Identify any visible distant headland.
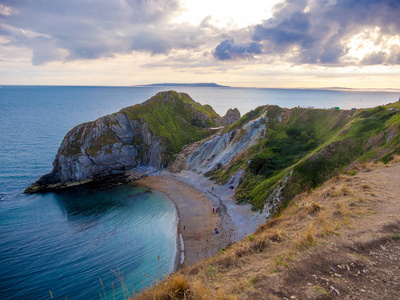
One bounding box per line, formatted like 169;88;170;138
134;83;229;88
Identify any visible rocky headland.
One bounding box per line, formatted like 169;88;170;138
25;91;240;193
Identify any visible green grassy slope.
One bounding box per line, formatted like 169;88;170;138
211;103;400;211
121;91;220;160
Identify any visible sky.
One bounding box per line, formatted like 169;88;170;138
0;0;400;88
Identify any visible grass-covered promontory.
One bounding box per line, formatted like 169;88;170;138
25;91;231;193
60;91;222;164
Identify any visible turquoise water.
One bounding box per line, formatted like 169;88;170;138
0;184;177;299
0;85;398;299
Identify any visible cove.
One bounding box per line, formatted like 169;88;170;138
0;183;178;299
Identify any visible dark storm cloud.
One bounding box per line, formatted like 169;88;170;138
213;39;262;60
0;0;208;65
215;0;400;65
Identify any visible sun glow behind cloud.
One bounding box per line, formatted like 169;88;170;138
172;0;279;28
346;28;400;64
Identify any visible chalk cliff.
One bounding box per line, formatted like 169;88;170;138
25;91;240;193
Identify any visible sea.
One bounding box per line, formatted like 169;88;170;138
0;85;399;299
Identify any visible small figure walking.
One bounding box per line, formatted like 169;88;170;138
213;207;215;213
183;226;185;230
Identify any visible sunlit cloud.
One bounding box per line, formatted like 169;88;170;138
0;4;15;16
247;0;400;66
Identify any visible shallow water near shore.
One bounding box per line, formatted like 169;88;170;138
0;85;398;299
0;184;177;299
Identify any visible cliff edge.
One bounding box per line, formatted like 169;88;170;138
25;91;240;193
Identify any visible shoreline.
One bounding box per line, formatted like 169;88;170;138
135;171;266;270
135;172;225;269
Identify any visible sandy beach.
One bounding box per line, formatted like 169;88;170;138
135;171;265;268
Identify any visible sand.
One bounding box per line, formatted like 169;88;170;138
135;171;265;268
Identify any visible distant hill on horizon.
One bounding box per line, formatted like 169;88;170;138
134;83;229;88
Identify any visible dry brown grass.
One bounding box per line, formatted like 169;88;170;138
134;160;395;299
391;154;400;163
134;272;236;300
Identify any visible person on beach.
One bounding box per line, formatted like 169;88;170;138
213;207;215;213
183;226;185;230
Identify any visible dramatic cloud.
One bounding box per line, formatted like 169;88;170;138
214;0;400;65
0;0;212;65
213;39;262;60
1;0;400;89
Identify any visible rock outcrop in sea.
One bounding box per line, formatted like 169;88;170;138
25;91;240;193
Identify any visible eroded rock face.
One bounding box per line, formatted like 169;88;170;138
186;111;267;174
25;112;164;193
261;170;293;219
25;91;225;193
222;108;241;125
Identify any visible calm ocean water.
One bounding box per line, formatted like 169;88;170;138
0;85;398;299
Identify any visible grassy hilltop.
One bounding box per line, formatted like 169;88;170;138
120;91;221;160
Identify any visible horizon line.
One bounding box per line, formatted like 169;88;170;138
1;84;400;92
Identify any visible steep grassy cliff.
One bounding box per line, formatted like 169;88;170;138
197;102;400;213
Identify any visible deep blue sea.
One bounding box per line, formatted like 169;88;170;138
0;85;398;299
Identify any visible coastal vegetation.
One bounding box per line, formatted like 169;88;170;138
120;91;221;158
209;102;400;212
